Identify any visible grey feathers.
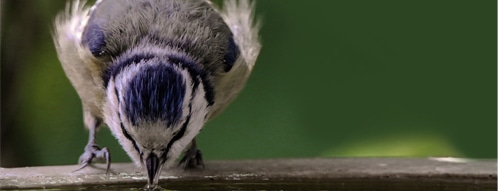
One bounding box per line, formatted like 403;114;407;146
53;0;261;180
82;0;234;74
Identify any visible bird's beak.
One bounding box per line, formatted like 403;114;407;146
145;153;162;186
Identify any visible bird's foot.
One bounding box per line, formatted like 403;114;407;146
74;144;111;174
178;146;204;170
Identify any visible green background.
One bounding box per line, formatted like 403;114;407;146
1;0;496;167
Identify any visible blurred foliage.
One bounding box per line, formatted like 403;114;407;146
1;0;496;167
323;132;462;157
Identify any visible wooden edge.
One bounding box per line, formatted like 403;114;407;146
0;158;496;190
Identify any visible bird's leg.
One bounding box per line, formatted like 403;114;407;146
178;139;204;169
74;111;111;173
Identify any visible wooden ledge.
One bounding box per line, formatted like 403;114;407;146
0;158;496;190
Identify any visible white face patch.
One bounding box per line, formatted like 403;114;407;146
164;76;209;167
103;78;143;166
103;58;210;168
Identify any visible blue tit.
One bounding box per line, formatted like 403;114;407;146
53;0;260;187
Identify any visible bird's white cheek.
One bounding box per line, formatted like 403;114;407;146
166;82;210;168
103;79;142;167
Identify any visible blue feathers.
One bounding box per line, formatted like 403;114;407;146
106;49;216;127
103;53;155;87
223;37;239;72
81;23;106;57
167;55;214;106
124;64;186;127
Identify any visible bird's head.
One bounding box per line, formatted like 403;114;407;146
102;50;212;186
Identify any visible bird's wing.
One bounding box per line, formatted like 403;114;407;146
207;0;262;119
221;0;261;69
53;0;105;117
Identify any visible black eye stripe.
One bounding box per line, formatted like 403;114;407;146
115;82;142;162
110;59;207;162
161;104;192;161
120;121;142;161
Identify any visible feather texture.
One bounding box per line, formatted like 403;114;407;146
208;0;261;119
53;0;261;185
53;0;105;127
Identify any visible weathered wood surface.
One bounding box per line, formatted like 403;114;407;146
0;158;496;190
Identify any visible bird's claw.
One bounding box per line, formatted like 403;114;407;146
74;144;111;174
178;147;204;170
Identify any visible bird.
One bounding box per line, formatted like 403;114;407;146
52;0;260;187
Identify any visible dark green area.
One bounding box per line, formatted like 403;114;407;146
1;0;496;167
